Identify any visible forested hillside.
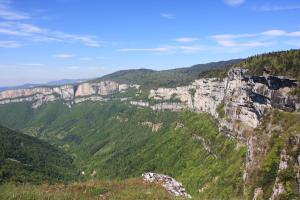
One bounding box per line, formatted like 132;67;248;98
239;49;300;78
0;125;77;184
96;59;242;89
0;101;246;199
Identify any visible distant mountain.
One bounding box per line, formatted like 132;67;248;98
0;60;242;92
96;59;243;89
0;125;77;183
0;78;89;91
46;79;88;86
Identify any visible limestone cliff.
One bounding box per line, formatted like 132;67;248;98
0;81;139;108
133;68;299;138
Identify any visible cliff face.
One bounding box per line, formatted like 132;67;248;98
0;68;297;131
0;81;139;108
135;68;299;137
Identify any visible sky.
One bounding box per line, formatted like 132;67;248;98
0;0;300;86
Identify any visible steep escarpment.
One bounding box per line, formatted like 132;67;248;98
0;81;139;108
132;68;299;137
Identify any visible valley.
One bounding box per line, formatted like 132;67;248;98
0;50;299;199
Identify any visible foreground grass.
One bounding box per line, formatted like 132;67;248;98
0;179;182;200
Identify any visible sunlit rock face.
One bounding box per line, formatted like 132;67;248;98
0;85;75;108
74;81;121;97
142;68;299;134
0;81;140;108
0;67;298;133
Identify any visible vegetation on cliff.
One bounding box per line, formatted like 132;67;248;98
245;110;300;199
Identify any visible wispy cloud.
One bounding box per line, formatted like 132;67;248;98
211;28;300;48
175;37;199;42
161;13;174;19
254;4;300;11
217;40;272;47
224;0;245;6
0;0;30;20
119;46;172;52
20;63;45;67
211;33;257;40
119;45;206;53
177;45;206;53
0;40;22;48
0;21;102;47
54;54;74;59
261;30;287;36
0;1;101;47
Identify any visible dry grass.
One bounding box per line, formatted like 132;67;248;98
0;179;184;200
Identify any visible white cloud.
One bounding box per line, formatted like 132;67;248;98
119;45;206;53
20;63;45;67
288;31;300;37
0;1;30;20
262;30;287;36
118;46;172;52
212;29;300;48
161;13;174;19
0;2;101;47
51;31;101;47
175;37;199;42
211;33;257;40
0;40;22;48
0;21;101;47
54;54;74;59
217;40;272;47
224;0;245;6
178;45;206;53
255;4;300;11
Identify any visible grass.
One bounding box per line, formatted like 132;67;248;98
0;179;180;200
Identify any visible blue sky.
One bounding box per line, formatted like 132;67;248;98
0;0;300;86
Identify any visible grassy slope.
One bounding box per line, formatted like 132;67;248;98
0;125;77;184
0;101;245;199
0;179;178;200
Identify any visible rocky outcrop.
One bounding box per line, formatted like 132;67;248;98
141;122;163;132
142;172;192;199
0;81;139;108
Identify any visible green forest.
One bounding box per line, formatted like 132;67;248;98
0;126;77;184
